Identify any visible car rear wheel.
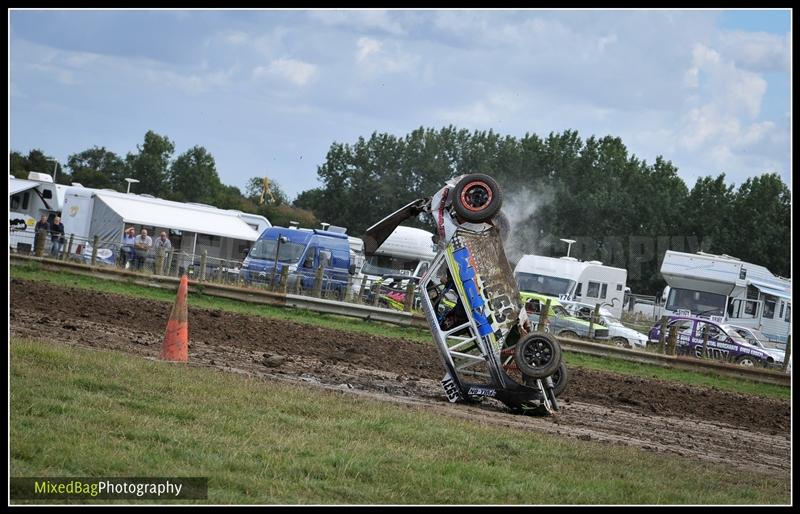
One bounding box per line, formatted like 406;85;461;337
452;174;503;223
514;332;562;379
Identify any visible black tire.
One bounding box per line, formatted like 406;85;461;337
612;337;632;349
514;332;562;379
492;210;510;243
550;361;569;397
452;174;503;223
735;354;760;368
524;361;568;397
558;330;580;340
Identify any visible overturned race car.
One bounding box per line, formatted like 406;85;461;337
363;174;567;415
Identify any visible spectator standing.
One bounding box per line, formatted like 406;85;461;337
133;228;153;271
121;227;136;268
49;216;65;257
33;214;49;255
153;231;173;274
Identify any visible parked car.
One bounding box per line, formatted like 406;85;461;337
560;300;648;349
648;315;780;368
520;292;610;340
729;325;789;371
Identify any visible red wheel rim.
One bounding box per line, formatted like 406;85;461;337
459;181;492;212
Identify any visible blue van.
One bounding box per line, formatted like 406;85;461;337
241;226;354;293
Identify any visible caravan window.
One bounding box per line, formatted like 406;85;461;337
42;189;52;199
763;295;776;319
22;192;30;210
586;281;600;298
362;255;419;277
600;283;608;299
515;272;575;298
575;283;582;297
666;288;726;316
779;302;784;320
785;305;791;323
11;195;20;210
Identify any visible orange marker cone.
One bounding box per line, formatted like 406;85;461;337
160;274;189;362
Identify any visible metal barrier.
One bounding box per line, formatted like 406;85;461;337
9;254;790;387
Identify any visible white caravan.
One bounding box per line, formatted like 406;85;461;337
660;250;791;342
9;173;73;251
513;255;628;318
360;225;436;281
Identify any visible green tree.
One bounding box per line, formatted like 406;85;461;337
125;131;175;197
9;149;66;183
66;147;127;191
168;145;222;204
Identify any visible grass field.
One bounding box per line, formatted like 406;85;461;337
10;338;789;505
10;263;790;400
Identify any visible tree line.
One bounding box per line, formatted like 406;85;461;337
11;126;790;294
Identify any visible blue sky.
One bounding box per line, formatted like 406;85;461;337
9;9;792;199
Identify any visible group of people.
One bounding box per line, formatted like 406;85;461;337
121;227;173;271
34;214;65;257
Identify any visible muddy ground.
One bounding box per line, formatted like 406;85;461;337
9;279;791;477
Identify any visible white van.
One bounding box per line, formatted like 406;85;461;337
514;255;628;318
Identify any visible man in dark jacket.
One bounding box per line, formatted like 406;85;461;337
49;215;65;257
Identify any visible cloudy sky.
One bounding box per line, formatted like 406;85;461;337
9;9;791;199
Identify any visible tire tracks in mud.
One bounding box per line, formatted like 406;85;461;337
9;279;791;477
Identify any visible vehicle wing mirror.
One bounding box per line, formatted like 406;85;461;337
303;255;314;268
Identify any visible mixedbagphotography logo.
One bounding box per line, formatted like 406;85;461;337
10;477;208;500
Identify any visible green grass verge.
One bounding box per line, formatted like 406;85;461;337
11;264;789;400
10;338;788;505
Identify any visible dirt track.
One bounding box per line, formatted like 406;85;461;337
9;279;791;477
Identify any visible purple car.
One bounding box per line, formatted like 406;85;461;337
648;315;779;368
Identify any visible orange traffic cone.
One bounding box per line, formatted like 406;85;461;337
160;274;189;362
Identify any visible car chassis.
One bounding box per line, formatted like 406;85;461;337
363;174;564;415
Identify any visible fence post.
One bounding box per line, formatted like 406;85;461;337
403;280;416;312
667;325;677;356
657;316;668;354
64;234;74;261
782;334;792;372
34;229;47;257
540;298;551;332
154;249;165;276
165;250;174;277
702;325;709;359
371;280;381;306
200;250;208;281
90;235;99;266
279;267;289;294
357;277;368;304
588;303;601;341
345;275;354;303
312;266;324;298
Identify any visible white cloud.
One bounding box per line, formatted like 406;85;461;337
309;9;406;35
716;30;789;72
253;58;317;86
224;31;249;45
354;37;419;75
356;37;381;62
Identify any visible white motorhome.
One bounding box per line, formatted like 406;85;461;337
360;225;436;281
513;255;628;318
9;173;72;251
659;250;791;342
